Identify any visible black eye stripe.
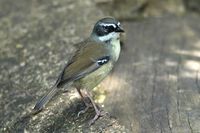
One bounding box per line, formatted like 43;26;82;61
95;22;119;36
103;25;116;32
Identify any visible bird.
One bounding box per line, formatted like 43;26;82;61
33;17;124;125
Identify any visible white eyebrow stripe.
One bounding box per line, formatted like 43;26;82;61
117;22;120;26
100;23;116;28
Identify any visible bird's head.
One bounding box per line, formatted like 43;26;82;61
91;17;124;43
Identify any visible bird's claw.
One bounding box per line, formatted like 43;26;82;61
77;106;90;118
88;110;109;126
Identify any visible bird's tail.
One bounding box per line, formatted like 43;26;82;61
33;86;58;112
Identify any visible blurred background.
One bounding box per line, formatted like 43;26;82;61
0;0;200;132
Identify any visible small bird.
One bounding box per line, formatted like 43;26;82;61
33;17;124;125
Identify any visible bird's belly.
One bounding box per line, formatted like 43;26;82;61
73;62;113;90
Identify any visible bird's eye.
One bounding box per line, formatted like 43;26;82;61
103;26;115;33
103;26;108;30
108;26;115;31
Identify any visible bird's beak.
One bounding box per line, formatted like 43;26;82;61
115;26;124;33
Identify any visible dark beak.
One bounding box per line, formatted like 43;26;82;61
115;26;124;33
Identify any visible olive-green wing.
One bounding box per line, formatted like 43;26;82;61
56;41;110;87
33;40;110;112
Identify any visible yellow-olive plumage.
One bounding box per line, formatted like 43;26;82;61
34;17;124;125
72;38;120;90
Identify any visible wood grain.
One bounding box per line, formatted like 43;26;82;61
99;15;200;133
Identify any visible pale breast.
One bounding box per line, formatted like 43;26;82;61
73;62;113;90
72;38;121;90
111;39;121;61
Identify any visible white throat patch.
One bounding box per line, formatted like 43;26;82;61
98;32;119;42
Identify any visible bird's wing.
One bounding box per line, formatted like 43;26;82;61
33;40;110;111
56;40;110;87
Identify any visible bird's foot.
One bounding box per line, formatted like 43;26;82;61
77;106;89;117
77;102;93;118
88;110;109;126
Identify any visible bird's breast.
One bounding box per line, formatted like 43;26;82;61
73;62;113;90
110;39;121;61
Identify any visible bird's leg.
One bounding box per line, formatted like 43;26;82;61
76;88;92;117
84;90;107;125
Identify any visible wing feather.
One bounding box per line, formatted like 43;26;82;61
56;40;110;87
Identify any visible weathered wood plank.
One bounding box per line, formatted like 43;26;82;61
0;0;200;132
100;15;200;133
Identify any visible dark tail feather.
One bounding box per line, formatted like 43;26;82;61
33;86;58;112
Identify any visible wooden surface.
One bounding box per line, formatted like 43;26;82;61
0;0;128;132
99;15;200;133
0;0;200;132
